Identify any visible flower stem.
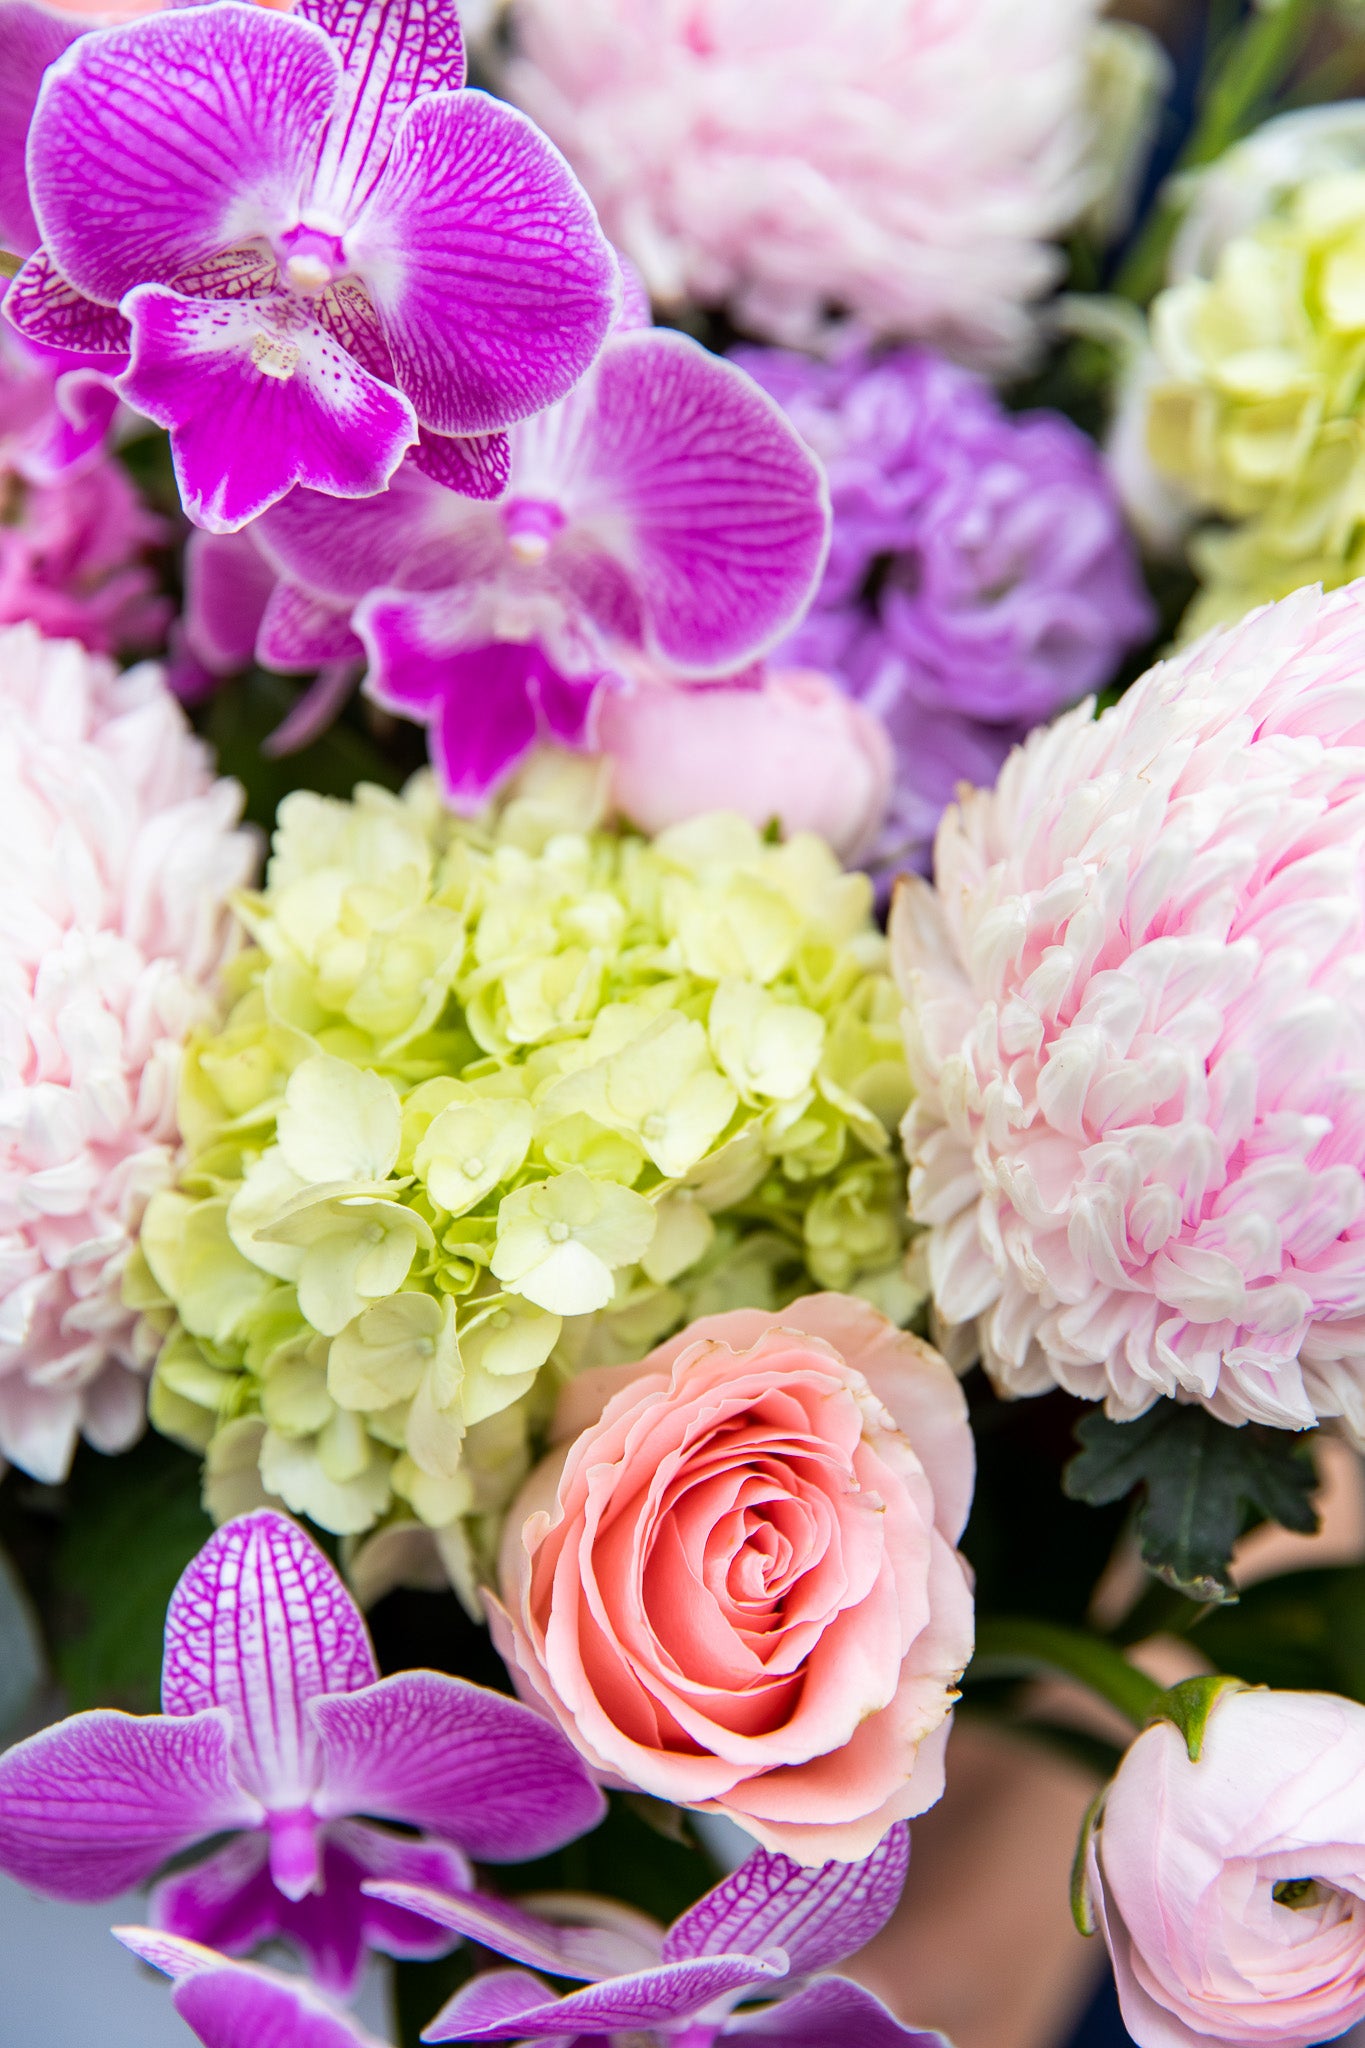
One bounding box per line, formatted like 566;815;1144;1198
1115;0;1323;304
970;1617;1164;1729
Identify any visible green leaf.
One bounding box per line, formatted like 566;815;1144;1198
1064;1405;1319;1604
52;1434;211;1712
1191;1562;1365;1699
0;1542;43;1738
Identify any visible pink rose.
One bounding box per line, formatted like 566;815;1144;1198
1087;1687;1365;2048
491;1293;975;1863
596;666;894;864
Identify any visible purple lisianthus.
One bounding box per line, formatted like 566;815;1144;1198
737;344;1155;880
7;0;619;531
251;315;830;805
0;1509;604;1997
368;1827;948;2048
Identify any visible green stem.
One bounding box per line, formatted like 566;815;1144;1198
1115;0;1323;305
970;1617;1164;1729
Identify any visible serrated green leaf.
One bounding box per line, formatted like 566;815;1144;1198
53;1434;211;1712
1064;1405;1319;1603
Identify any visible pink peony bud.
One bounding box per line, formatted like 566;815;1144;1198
597;666;894;863
1087;1686;1365;2048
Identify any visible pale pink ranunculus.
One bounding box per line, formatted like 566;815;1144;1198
492;1292;975;1863
1088;1687;1365;2048
596;665;893;863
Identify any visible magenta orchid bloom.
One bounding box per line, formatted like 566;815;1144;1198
8;0;619;531
254;320;831;806
368;1825;947;2048
115;1929;394;2048
0;1509;605;1996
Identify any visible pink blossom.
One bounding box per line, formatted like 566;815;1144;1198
596;664;893;862
504;0;1109;369
492;1292;975;1865
892;580;1365;1435
1087;1687;1365;2048
0;627;255;1481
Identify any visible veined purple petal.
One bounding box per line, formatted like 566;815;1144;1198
0;0;81;257
413;425;511;500
6;249;130;356
548;329;829;673
28;6;340;306
427;1953;786;2042
184;528;277;675
311;1668;605;1859
361;1881;652;1983
120;285;416;531
359;605;546;806
666;1827;909;1976
256;466;488;601
173;1959;390;2048
351;90;617;436
725;1977;951;2048
152;1820;469;2000
0;1708;260;1899
257;581;362;674
162;1510;377;1811
302;0;464;218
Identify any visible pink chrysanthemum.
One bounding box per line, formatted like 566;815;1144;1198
0;628;254;1481
893;582;1365;1436
505;0;1107;368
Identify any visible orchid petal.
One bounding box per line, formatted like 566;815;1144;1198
310;1668;605;1858
545;329;830;673
257;581;362;673
361;1881;654;1984
428;1951;787;2041
120;285;416;531
351;90;617;436
162;1509;378;1809
412;426;511;500
0;0;81;257
301;0;464;217
726;1977;952;2048
28;6;340;305
359;606;547;807
0;1707;259;1899
184;529;278;676
6;249;129;355
263;661;362;756
151;1820;469;2000
115;1926;227;1979
257;466;481;601
171;1958;389;2048
666;1826;909;1976
421;1970;556;2043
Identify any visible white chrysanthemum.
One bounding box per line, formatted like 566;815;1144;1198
893;582;1365;1438
504;0;1112;369
0;628;254;1481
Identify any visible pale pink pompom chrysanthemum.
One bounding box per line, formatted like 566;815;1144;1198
504;0;1108;368
893;581;1365;1438
0;628;255;1482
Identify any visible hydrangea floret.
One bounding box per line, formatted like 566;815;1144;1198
8;0;619;530
139;768;913;1552
252;308;830;805
370;1824;945;2046
0;1509;603;1995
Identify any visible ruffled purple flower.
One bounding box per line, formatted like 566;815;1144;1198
736;344;1155;880
0;1509;604;1997
365;1825;948;2048
8;0;619;531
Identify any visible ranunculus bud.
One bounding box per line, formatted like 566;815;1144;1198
1086;1685;1365;2048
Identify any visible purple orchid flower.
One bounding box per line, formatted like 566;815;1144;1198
367;1824;949;2047
115;1929;394;2048
7;0;619;531
0;1509;604;1997
253;319;831;806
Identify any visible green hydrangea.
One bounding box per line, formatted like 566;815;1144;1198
138;767;914;1552
1146;169;1365;631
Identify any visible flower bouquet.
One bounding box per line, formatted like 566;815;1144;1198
7;4;1365;2048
